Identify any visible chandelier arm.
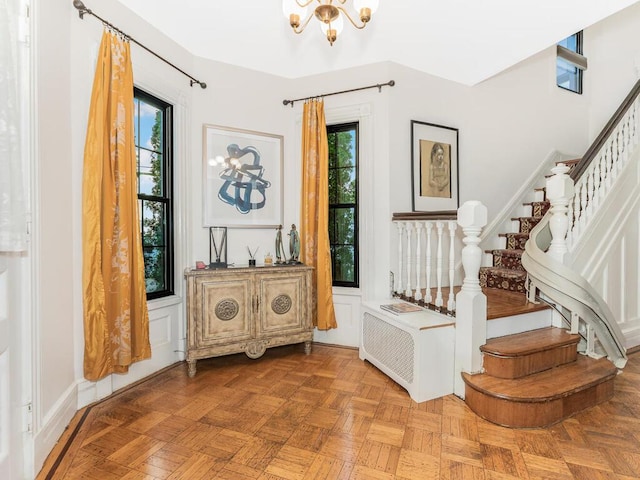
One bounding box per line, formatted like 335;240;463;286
335;6;367;29
295;0;316;7
292;11;316;34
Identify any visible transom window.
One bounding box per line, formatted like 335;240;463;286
557;31;586;94
327;122;359;288
134;88;174;299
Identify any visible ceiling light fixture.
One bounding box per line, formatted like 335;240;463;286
283;0;379;46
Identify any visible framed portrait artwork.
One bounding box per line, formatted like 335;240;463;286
203;124;284;228
410;120;459;212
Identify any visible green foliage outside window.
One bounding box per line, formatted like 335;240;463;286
327;123;358;287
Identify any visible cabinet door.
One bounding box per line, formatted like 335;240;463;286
256;271;308;335
194;274;252;346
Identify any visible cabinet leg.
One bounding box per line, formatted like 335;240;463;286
304;341;312;355
187;360;197;378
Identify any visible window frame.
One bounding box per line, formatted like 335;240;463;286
327;121;359;288
134;87;175;300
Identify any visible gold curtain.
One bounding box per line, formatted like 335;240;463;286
82;31;151;381
300;100;337;330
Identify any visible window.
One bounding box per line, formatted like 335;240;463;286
327;122;359;288
557;31;586;94
134;88;174;299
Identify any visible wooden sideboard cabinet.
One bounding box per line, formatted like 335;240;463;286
184;265;313;377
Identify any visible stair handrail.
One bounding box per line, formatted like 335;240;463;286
570;78;640;182
522;216;627;367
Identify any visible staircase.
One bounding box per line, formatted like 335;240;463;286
462;326;617;427
466;159;621;427
479;160;580;294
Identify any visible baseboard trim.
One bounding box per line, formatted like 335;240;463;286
33;381;78;476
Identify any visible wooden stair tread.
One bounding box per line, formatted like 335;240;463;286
480;267;526;278
481;326;580;357
498;232;528;238
486;249;523;256
463;356;617;402
483;288;550;320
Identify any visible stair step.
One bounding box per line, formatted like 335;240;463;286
480;267;527;293
499;232;529;250
487;249;524;271
522;201;550;217
462;356;617;427
483;287;550;320
510;216;543;234
481;327;580;378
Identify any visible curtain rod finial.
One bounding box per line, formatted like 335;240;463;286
73;0;89;19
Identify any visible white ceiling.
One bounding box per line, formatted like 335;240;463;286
115;0;639;86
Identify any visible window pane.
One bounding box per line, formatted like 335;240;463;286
143;246;166;292
142;200;166;247
331;245;355;283
335;131;355;168
557;58;580;92
336;167;356;203
332;207;355;245
138;149;163;196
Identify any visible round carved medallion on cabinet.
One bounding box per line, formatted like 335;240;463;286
215;298;239;321
271;294;292;315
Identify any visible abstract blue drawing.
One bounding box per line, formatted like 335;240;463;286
217;144;271;214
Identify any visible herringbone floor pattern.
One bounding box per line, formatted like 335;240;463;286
39;345;640;480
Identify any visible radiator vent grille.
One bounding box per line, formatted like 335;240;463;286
363;312;414;383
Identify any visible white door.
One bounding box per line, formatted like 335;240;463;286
0;262;12;478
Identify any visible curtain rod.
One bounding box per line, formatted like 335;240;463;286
282;80;395;107
72;0;207;89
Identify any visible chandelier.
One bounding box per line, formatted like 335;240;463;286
282;0;380;46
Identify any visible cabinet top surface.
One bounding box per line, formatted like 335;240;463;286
185;264;313;277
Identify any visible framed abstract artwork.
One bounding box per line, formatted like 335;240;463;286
203;124;284;228
410;120;459;212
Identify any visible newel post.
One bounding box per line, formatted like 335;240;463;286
546;163;575;263
454;200;488;398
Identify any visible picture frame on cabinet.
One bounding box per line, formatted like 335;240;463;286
411;120;459;212
203;124;284;228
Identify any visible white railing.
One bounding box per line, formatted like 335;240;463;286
392;214;459;315
568;90;639;248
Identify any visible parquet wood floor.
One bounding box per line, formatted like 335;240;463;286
38;345;640;480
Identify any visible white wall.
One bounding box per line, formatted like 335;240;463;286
587;1;640;139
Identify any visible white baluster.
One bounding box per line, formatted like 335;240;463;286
566;199;574;250
414;222;423;301
425;222;433;303
604;141;613;192
579;176;588;232
598;151;607;201
586;166;595;219
435;221;444;307
572;181;582;240
593;157;601;211
631;97;640;146
447;221;456;311
396;222;404;294
405;222;413;297
547;163;574;263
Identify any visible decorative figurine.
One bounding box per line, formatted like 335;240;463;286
288;223;301;264
275;224;286;264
